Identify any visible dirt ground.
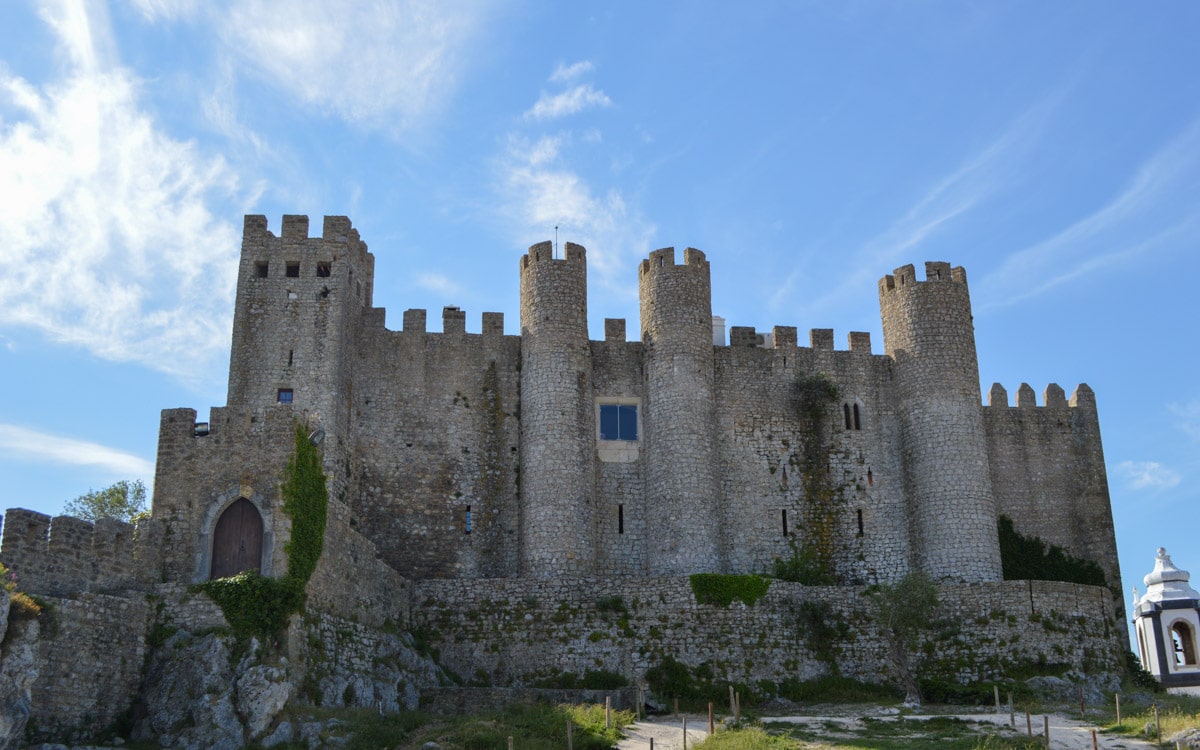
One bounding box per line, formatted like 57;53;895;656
617;710;1161;750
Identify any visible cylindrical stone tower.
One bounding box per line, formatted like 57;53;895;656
639;247;722;574
879;261;1002;582
518;241;596;577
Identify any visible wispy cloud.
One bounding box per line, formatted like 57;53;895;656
0;0;247;383
525;84;612;120
1169;401;1200;442
0;424;154;477
497;135;655;293
217;0;489;131
128;0;202;22
978;116;1200;310
1116;460;1182;492
550;61;594;83
417;273;465;297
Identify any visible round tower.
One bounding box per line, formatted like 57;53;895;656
878;261;1002;582
518;240;595;577
639;247;722;574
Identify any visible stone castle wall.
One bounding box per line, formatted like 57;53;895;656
412;577;1122;688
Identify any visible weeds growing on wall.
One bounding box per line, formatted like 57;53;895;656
1;562;44;625
690;574;771;607
790;373;841;583
771;540;837;586
196;422;329;642
997;516;1106;587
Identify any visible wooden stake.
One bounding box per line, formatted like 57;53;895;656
1008;692;1014;727
1043;715;1050;748
1116;693;1121;725
994;684;1001;713
683;716;688;750
1026;707;1032;736
567;720;574;750
1079;683;1086;718
708;702;714;734
649;737;653;750
1155;703;1162;747
507;737;514;750
606;696;611;730
729;685;736;716
1091;729;1098;750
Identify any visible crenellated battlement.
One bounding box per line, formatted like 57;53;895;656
0;508;164;596
639;246;708;276
879;261;968;295
725;326;871;353
243;214;363;245
393;308;506;335
520;240;586;269
985;383;1096;409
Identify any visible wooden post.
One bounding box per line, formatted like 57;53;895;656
1008;692;1014;727
649;737;654;750
1091;729;1098;750
567;721;574;750
1079;683;1086;719
1026;707;1032;736
1155;703;1162;747
994;684;1001;713
606;696;611;730
708;702;714;734
1116;693;1122;725
729;685;736;717
683;716;688;750
507;737;514;750
1043;715;1049;748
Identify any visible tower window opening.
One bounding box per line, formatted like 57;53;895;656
853;403;862;430
781;509;789;537
287;350;293;367
618;504;624;534
867;468;873;486
286;262;300;278
255;261;269;278
599;404;638;441
316;261;331;277
856;509;864;536
1172;621;1197;666
277;388;293;404
465;505;472;534
843;403;852;430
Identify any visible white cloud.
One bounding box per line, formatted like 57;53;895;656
218;0;488;130
0;423;154;477
1169;401;1200;442
416;273;464;297
497;135;656;293
525;84;612;120
128;0;202;22
1117;460;1182;491
0;0;245;383
549;61;594;83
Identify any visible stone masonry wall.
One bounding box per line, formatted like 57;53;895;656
984;382;1121;594
411;577;1122;689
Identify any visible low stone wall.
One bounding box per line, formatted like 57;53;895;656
421;687;639;714
411;577;1123;689
28;592;149;743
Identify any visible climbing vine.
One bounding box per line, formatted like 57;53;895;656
196;422;329;641
997;515;1105;587
689;573;771;607
790;373;841;583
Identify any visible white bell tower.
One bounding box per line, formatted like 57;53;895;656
1133;548;1200;687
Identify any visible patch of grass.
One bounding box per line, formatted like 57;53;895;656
735;717;1047;749
1103;694;1200;741
690;574;771;607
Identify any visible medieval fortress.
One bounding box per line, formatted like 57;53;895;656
0;214;1126;745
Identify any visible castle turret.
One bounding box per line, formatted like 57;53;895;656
879;262;1002;582
639;247;722;574
227;215;375;449
518;241;596;577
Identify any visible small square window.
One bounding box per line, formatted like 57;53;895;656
316;261;331;277
599;404;638;441
285;262;300;278
255;261;269;278
277;389;293;404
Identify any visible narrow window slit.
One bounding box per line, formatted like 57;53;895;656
465;505;472;534
618;504;624;535
853;403;862;430
856;509;864;536
843;403;852;430
781;509;789;537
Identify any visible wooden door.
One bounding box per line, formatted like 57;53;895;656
210;498;264;579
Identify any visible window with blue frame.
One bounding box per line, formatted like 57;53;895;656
599;404;638;441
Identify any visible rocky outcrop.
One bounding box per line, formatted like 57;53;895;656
0;589;40;750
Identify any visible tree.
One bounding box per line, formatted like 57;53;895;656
865;572;939;707
64;479;148;523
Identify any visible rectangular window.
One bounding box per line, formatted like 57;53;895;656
255;261;269;278
465;505;472;534
277;388;293;404
316;261;331;277
599;404;638;441
286;262;300;278
618;504;624;534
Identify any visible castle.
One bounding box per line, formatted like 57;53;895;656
0;214;1127;745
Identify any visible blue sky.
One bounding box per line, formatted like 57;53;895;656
2;1;1198;624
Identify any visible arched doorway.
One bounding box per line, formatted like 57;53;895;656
210;498;264;579
1172;621;1198;667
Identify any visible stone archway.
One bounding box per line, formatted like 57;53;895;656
210;498;264;579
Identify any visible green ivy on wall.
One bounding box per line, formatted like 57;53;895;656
689;574;771;607
196;422;329;642
997;515;1106;587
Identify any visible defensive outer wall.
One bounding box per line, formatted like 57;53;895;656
0;214;1126;743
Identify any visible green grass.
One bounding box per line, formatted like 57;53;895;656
704;719;1046;750
1099;692;1200;742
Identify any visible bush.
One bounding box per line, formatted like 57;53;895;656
690;574;771;607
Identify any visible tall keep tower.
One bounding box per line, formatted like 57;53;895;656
518;241;596;577
639;247;722;574
879;262;1002;582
